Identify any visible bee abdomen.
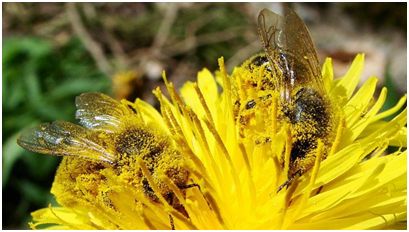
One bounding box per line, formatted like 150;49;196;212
290;139;315;163
291;87;330;137
285;87;332;174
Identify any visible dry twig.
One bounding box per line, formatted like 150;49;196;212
164;26;246;56
66;2;113;77
226;39;260;71
151;3;179;56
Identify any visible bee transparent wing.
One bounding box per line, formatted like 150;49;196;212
257;7;323;97
282;7;322;89
257;8;284;58
17;121;116;164
75;92;133;131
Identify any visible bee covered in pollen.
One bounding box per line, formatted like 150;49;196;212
17;92;193;225
234;7;337;191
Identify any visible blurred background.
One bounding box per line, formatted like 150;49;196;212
2;2;406;229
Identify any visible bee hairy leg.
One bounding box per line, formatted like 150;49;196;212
167;195;176;230
277;169;303;193
169;214;175;230
277;179;292;193
179;183;201;191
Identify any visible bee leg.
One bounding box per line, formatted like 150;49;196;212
167;195;176;230
175;183;201;219
277;170;303;193
179;183;201;191
277;178;292;193
169;214;175;230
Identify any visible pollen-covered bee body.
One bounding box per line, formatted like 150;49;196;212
242;53;276;91
284;86;333;178
17;92;189;213
235;7;336;188
232;53;278;140
259;7;335;182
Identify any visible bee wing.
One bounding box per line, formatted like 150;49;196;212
257;8;284;55
258;7;323;99
17;121;116;164
75;92;133;131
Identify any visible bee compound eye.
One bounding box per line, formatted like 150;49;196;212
245;100;256;109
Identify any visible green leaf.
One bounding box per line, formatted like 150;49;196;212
3;37;52;62
3;80;25;109
22;153;59;180
24;72;42;107
49;78;110;100
17;179;53;205
2;132;25;186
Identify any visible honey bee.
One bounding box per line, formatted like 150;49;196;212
236;7;336;191
259;7;336;191
17;92;192;222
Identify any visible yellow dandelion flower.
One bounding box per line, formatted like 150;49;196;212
152;55;407;230
26;54;406;230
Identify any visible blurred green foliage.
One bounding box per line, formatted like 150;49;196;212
3;36;110;228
